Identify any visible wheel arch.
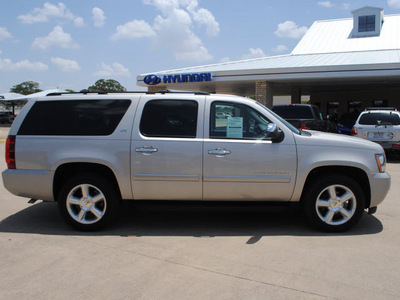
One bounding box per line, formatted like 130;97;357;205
53;163;121;201
300;166;371;209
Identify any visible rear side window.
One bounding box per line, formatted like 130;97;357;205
18;100;131;136
140;100;198;138
359;113;400;125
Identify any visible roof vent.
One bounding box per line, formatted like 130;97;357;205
351;6;383;38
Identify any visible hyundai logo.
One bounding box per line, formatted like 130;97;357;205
144;74;161;85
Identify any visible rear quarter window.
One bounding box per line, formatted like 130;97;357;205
18;99;131;136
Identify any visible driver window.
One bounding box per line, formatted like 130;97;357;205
210;101;271;139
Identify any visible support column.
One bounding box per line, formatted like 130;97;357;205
255;81;273;108
291;90;301;104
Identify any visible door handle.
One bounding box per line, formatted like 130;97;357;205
136;146;158;153
208;148;231;155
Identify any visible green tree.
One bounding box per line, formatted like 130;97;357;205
87;79;127;92
10;81;43;95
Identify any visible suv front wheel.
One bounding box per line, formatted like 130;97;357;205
57;173;120;231
303;174;365;232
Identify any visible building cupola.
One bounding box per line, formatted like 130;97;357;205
351;6;384;37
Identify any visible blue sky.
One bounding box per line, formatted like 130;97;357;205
0;0;399;92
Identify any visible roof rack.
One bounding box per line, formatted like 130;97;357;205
46;89;210;96
365;107;397;111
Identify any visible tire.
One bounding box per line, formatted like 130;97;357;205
303;174;365;232
57;173;120;231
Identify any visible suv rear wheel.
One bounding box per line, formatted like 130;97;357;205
58;173;120;231
303;174;365;232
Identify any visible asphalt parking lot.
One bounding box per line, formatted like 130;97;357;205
0;127;399;300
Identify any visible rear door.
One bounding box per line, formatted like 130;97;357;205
131;95;204;200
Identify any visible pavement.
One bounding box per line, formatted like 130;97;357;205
0;126;399;299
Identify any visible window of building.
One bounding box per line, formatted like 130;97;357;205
210;101;271;139
18;100;131;136
327;101;339;121
373;100;388;107
348;101;362;113
140;100;198;138
358;15;375;32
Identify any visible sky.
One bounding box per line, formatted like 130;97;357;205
1;0;400;93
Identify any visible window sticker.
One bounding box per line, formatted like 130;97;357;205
227;117;243;138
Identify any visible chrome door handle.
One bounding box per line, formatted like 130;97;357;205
208;148;231;155
136;147;158;153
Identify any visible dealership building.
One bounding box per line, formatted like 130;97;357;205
137;6;400;119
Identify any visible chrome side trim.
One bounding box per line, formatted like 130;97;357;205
203;175;291;183
133;174;200;182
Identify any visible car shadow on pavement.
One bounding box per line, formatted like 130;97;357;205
0;201;383;238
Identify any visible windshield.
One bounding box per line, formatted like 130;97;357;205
359;112;400;125
272;105;314;119
256;102;301;135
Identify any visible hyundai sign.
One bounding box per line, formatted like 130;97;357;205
144;73;212;86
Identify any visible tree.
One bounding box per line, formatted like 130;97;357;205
10;81;42;95
87;79;127;92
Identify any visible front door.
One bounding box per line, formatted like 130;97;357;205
203;99;297;201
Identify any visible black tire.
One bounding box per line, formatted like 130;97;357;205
303;174;365;232
57;173;120;231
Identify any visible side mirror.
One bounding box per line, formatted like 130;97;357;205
266;123;284;143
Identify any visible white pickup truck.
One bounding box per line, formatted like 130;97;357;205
2;91;391;231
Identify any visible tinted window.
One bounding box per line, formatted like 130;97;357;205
19;100;131;136
210;101;271;139
359;113;400;125
140;100;198;138
272;106;314;119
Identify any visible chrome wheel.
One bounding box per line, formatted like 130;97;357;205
66;184;107;225
315;184;356;226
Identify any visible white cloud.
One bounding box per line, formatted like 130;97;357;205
318;1;333;8
186;1;220;36
275;21;308;39
273;44;288;52
110;0;216;62
242;48;266;59
51;57;80;72
110;20;156;40
146;0;214;61
18;2;85;27
0;57;48;71
388;0;400;9
0;27;12;41
94;62;131;77
32;26;79;50
92;7;106;27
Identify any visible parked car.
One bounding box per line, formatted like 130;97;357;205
0;111;15;124
352;107;400;152
3;91;390;232
337;111;360;135
272;104;337;132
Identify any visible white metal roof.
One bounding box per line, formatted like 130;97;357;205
292;14;400;55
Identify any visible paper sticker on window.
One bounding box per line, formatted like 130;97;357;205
227;117;243;138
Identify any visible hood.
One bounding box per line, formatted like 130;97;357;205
295;130;384;152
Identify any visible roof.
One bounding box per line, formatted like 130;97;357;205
292;14;400;55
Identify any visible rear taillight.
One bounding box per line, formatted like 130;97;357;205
5;135;16;169
352;127;357;135
299;123;307;130
393;144;400;149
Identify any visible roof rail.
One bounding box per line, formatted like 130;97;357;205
46;90;210;96
365;107;397;111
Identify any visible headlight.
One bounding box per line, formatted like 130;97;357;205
375;154;386;173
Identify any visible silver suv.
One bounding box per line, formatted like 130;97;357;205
352;107;400;151
2;91;391;232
